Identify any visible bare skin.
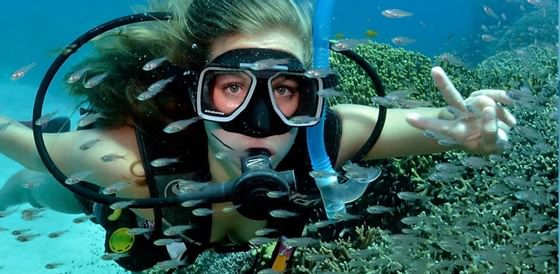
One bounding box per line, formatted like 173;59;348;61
0;30;516;244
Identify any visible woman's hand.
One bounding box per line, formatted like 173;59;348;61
405;66;517;155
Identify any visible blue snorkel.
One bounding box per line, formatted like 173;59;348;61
308;0;373;219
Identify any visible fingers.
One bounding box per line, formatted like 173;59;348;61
480;106;498;152
431;66;466;112
466;94;517;128
469;89;514;105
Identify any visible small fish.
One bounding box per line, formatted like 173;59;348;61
266;191;289;199
100;253;129;261
34;111;59;126
163;117;201;134
381;9;413;18
221;205;240;213
284;237;320;247
47;230;68;238
309;170;338;179
254;228;278;237
269;209;299;218
331;39;367;52
173;180;208;194
102;181;130;195
10;62;37;80
180;199;205;208
397;191;422;201
11;228;31;236
128;227;154;235
77;112;105;128
460;156;490;169
428;171;458;183
137;76;175;101
79;139;101;151
400;216;424;225
100;153;126;162
391;36;416;46
67;66;91;84
156;259;186;270
364;29;379;38
483;5;499;20
438;53;466;67
72;214;95;224
16;233;40;242
64;170;93;185
304;68;333;78
318;88;343;98
163;225;193;236
333;33;345;40
22;178;45;189
0;122;12;132
481;34;496;42
83;72;109;89
142;56;168;71
109;200;136;210
248;237;277;246
307;220;336;231
44;263;64;269
192;208;214;217
150;157;182;167
153;238;181;246
21;208;46;221
342;162;382;183
435;163;465;173
242;58;291;71
366;205;394;215
288;115;319;124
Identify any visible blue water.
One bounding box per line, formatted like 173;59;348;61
0;0;557;273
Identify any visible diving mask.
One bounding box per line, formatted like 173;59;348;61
194;48;336;137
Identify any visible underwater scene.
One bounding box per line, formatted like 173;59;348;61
0;0;557;273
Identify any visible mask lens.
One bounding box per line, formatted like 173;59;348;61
198;68;255;121
269;73;322;126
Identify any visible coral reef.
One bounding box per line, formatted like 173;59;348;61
291;42;558;273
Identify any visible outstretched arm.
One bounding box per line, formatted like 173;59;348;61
333;66;517;163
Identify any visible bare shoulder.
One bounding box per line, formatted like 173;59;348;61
330;104;379;166
48;126;145;188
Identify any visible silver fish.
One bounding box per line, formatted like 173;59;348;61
304;68;333;78
128;227;154;235
331;39;367;52
102;181;130;195
150;157;181;167
78;112;105;128
317;88;343;98
248;237;277;246
397;191;422;201
101;153;126;162
34;111;59;126
137;76;175;101
64;170;93;185
142;56;168;71
109;200;136;210
163;225;193;236
288;115;319;124
284;237;320;247
84;72;109;89
192;208;214;217
269;209;299;218
153;238;181;246
460;156;490;169
366;205;394;215
381;9;413;18
67;66;91;84
100;253;129;261
254;228;278;237
79;139;101;151
163;117;201;134
10;62;37;80
241;58;290;70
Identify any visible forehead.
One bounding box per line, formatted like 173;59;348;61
210;31;305;63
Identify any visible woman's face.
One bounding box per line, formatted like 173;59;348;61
205;31;305;170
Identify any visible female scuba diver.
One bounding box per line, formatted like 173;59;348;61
0;0;516;272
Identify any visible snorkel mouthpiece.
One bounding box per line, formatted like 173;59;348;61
232;149;295;219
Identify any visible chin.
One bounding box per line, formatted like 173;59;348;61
204;121;297;167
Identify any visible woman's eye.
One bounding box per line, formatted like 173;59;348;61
274;86;294;97
225;84;242;93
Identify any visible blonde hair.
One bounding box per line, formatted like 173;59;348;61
66;0;313;131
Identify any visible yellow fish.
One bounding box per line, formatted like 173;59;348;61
333;33;345;40
364;29;379;38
